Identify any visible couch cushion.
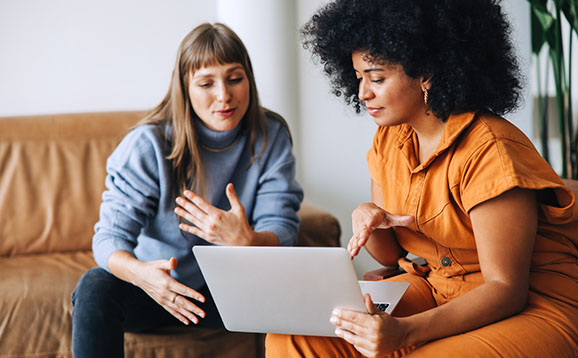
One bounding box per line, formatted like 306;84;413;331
0;112;143;257
124;328;264;358
0;251;95;357
0;252;265;358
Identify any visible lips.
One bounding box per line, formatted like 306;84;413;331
366;107;383;116
215;108;236;117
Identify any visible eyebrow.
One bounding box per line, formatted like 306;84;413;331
192;65;245;79
354;68;385;75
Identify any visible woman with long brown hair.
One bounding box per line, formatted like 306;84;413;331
72;22;303;357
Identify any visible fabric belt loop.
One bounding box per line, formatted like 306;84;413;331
397;257;431;277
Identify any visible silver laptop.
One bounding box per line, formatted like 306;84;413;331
193;246;409;337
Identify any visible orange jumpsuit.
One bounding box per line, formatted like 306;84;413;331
266;111;578;357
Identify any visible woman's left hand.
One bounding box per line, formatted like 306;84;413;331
330;294;407;358
174;183;255;246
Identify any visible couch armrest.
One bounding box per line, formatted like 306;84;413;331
296;199;341;247
363;266;403;281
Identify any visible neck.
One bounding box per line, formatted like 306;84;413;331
194;119;243;151
411;113;446;164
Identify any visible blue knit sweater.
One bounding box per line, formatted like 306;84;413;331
92;115;303;289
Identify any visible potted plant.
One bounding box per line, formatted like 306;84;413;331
528;0;578;179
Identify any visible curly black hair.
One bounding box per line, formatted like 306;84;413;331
301;0;523;121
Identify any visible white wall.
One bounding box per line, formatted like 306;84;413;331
0;0;533;277
0;0;216;116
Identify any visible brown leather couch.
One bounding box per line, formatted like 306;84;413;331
0;111;341;358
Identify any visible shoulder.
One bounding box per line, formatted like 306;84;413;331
262;111;293;147
109;123;170;165
118;124;167;152
449;112;538;168
452;113;561;211
466;112;533;148
265;111;291;136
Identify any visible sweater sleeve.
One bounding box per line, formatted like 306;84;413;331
252;122;304;246
92;126;163;271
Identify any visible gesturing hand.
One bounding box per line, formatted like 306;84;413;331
331;294;407;358
348;202;413;258
174;183;255;246
131;256;206;325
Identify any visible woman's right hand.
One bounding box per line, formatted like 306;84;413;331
348;202;414;258
109;252;206;325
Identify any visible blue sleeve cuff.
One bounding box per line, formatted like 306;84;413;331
92;232;136;271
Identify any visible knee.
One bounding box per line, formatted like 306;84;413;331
72;268;120;309
265;334;290;357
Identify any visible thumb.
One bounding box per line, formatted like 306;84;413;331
159;257;178;271
225;183;243;212
364;293;377;314
385;213;414;228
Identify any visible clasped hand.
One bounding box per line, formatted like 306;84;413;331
174;183;254;246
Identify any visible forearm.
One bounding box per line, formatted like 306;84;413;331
107;250;142;285
364;228;406;266
400;280;528;347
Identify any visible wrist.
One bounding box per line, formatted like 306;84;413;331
126;258;142;285
397;316;423;348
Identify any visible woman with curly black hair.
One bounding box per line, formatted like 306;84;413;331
266;0;578;357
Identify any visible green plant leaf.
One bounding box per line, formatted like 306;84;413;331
561;0;578;33
531;3;556;54
531;6;549;53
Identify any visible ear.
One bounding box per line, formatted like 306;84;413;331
420;76;432;92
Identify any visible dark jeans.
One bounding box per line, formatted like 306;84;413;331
71;268;223;358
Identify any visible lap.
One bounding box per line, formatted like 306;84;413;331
265;273;435;358
409;298;578;358
73;267;223;332
266;274;578;358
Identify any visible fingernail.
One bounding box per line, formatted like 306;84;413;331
330;316;338;324
175;198;183;204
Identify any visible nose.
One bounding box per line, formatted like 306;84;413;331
215;82;232;103
358;78;373;101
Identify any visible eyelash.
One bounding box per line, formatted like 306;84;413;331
198;77;244;88
356;77;384;84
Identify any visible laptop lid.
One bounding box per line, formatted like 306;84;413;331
193;246;409;337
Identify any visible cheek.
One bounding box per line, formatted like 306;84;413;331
234;84;251;111
189;90;212;112
238;83;250;103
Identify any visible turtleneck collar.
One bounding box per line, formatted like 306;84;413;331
194;119;243;151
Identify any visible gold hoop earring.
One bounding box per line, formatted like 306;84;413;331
423;89;429;106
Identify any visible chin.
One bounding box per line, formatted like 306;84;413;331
372;113;404;128
217;119;242;131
